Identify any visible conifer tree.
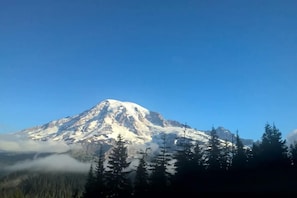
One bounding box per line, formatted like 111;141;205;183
173;125;195;191
82;164;96;198
249;141;261;169
258;123;289;168
221;139;231;171
174;124;194;181
205;127;222;171
192;142;205;171
106;134;131;197
94;146;106;197
188;142;207;192
172;123;208;192
231;132;247;170
134;148;149;196
149;133;172;193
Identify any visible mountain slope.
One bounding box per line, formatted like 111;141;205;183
16;99;253;160
18;99;211;146
204;127;254;146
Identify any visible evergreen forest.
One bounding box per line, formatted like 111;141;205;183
1;123;297;197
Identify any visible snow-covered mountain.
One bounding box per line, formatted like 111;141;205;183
18;99;211;146
16;99;252;159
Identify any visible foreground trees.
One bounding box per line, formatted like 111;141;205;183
173;125;205;192
3;123;297;198
81;123;297;197
0;172;86;198
83;134;131;198
257;123;290;168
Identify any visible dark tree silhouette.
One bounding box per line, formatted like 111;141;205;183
133;149;149;196
173;125;195;192
221;139;231;171
205;127;222;171
82;164;96;198
249;141;261;169
246;123;292;191
192;142;206;171
231;132;247;170
172;124;207;193
174;125;193;176
258;123;289;168
105;134;132;197
94;147;106;197
149;133;172;193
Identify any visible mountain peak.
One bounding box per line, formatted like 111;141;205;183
17;99;251;148
94;99;148;112
19;99;167;144
92;99;150;120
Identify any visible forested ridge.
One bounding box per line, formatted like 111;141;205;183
1;123;297;197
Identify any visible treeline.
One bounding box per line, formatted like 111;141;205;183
82;123;297;197
1;123;297;197
0;172;86;198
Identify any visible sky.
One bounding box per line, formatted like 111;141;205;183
0;0;296;141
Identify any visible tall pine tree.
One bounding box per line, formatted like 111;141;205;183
149;133;172;193
192;142;205;172
231;132;247;170
206;127;222;171
134;148;149;196
94;146;106;197
82;164;96;198
106;134;132;198
173;124;194;183
220;139;231;171
258;123;289;168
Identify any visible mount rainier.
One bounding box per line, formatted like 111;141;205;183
17;99;252;155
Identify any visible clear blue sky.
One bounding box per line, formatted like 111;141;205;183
1;0;296;141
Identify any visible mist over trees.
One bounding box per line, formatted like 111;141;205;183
2;123;297;197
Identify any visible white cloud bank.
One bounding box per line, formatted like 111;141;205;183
0;134;90;173
0;134;80;153
4;154;91;173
